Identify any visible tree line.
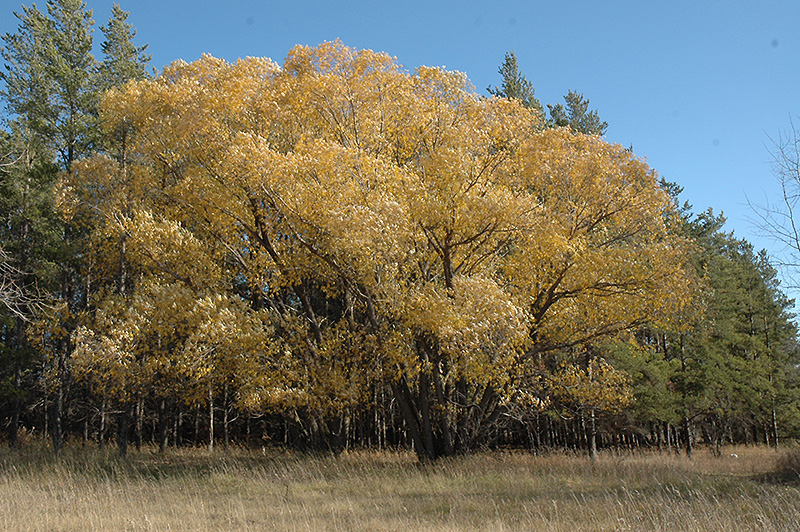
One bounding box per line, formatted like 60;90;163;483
1;1;798;461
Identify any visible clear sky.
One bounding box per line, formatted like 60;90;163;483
3;0;800;273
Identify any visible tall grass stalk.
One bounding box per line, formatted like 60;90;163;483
1;442;798;531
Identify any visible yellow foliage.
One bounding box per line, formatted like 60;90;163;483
549;356;633;413
66;42;698;417
72;280;277;407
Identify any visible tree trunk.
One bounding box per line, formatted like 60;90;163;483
430;360;453;457
117;405;129;458
390;378;432;461
772;409;779;450
158;399;169;453
208;386;214;452
9;215;30;448
50;351;65;454
417;370;437;459
222;385;229;449
99;398;106;447
673;424;681;454
684;416;693;458
135;399;143;451
43;388;48;441
589;408;598;461
9;364;21;447
173;411;181;447
656;422;663;452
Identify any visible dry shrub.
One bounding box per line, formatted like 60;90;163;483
774;447;800;483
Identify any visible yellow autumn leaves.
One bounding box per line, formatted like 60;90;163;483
65;42;696;425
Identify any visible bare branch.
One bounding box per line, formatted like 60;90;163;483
749;116;800;289
0;247;35;320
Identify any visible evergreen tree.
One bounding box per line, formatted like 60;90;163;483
1;5;57;162
487;51;543;115
1;0;99;453
547;90;608;135
0;118;62;446
487;53;606;135
98;4;151;91
660;210;798;453
1;0;150;453
605;200;800;456
1;0;98;171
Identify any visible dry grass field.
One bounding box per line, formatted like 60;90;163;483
1;441;799;532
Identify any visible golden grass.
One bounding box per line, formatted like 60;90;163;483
0;442;798;531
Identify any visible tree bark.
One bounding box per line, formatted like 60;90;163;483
135;399;143;451
50;350;66;454
222;385;229;449
430;360;454;457
158;398;169;453
208;387;214;452
99;397;106;447
772;409;779;450
9;363;21;447
417;369;437;459
390;378;431;461
117;405;129;458
684;416;693;458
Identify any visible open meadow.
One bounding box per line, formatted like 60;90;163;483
1;442;799;532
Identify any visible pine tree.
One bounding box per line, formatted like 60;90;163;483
547;90;608;135
1;0;150;453
98;4;151;91
487;51;543;115
0;0;98;171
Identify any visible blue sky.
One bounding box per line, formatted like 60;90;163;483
3;0;800;272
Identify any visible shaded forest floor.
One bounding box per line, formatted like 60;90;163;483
1;441;799;531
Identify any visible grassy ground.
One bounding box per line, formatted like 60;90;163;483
0;441;798;532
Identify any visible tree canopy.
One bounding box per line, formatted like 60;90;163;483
64;42;696;459
0;15;798;460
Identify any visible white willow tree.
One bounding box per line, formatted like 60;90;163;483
67;42;697;460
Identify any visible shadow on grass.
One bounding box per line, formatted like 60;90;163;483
0;440;288;483
752;448;800;486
